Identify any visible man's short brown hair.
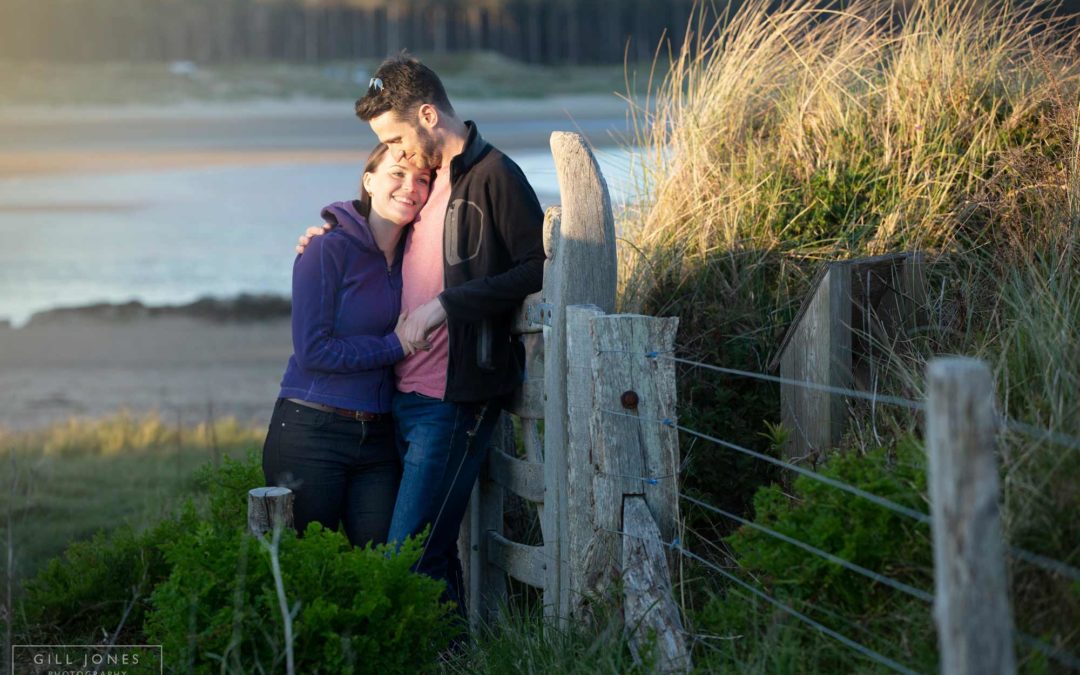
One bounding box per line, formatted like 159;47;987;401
355;54;454;123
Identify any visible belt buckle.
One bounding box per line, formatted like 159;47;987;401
354;410;370;422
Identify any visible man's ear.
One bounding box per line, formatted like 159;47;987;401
417;103;439;130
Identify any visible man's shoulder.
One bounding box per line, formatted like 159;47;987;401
470;145;529;185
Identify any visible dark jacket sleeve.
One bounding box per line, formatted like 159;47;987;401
291;234;404;372
438;158;545;321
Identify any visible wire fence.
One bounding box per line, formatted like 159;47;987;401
582;346;1080;672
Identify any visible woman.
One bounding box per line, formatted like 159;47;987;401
262;143;431;547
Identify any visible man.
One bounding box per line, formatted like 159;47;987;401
299;55;544;615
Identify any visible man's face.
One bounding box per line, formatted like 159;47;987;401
369;109;443;171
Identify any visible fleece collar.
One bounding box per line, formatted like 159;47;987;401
449;121;491;183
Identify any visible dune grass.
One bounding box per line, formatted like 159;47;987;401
616;0;1080;670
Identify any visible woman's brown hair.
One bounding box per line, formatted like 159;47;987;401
356;142;390;220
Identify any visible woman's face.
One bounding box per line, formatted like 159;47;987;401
363;153;431;226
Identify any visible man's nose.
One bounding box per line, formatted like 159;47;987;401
395;149;407;162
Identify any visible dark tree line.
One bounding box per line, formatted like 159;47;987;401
0;0;699;65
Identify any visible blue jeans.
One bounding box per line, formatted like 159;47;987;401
387;392;501;613
262;398;400;547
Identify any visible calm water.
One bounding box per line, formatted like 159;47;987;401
0;146;636;326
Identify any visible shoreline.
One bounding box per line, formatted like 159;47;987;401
0;295;296;433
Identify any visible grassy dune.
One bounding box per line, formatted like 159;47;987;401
618;0;1080;670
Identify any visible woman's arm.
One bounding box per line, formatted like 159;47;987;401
290;235;404;373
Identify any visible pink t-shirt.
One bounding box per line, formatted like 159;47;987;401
395;164;451;398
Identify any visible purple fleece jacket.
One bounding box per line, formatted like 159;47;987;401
277;200;405;413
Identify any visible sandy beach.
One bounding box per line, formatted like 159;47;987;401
0;311;293;432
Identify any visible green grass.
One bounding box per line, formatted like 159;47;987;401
0;51;648;106
1;412;263;583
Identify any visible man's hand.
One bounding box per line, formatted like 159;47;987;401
402;298;447;346
394;311;431;356
296;223;333;254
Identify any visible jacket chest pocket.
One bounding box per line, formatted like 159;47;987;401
444;198;485;266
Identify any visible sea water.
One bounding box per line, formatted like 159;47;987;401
0;146;638;326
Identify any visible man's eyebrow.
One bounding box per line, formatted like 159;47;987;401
382;135;402;144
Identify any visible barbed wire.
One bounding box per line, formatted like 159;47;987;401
596;407;932;525
596;349;925;411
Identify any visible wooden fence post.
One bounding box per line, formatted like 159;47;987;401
566;304;606;611
247;487;293;537
778;262;852;462
543;132;618;622
926;357;1016;675
587;313;688;670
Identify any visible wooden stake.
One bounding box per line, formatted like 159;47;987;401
926;358;1015;675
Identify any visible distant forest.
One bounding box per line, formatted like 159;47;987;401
0;0;701;65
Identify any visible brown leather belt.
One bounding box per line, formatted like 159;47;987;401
287;398;384;422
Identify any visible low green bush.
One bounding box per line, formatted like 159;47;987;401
16;454;455;673
690;437;937;673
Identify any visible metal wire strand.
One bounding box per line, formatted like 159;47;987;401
677;490;934;603
596;467;932;602
646;534;922;675
596;349;925;411
1007;546;1080;584
1017;632;1080;671
1004;417;1080;452
598;406;932;525
600;348;1080;453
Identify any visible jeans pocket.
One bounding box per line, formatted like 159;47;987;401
282;403;332;430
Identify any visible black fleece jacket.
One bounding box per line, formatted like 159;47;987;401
437;121;545;402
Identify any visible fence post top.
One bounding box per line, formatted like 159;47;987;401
927;356;992;380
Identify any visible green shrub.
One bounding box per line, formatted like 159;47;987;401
16;454;455;673
690;437;937;673
17;515;187;643
146;524;453;674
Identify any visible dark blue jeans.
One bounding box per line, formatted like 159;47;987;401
387;392;501;613
262;398;401;547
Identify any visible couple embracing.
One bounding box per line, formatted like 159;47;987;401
261;55;544;616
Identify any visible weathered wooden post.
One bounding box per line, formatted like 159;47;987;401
247;487;294;537
926;357;1016;675
542;132;618;621
778;263;851;462
458;130;617;628
773;253;926;463
568;309;689;670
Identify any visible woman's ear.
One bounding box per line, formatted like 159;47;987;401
362;172;373;195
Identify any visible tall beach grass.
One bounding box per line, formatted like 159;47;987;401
619;0;1080;669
